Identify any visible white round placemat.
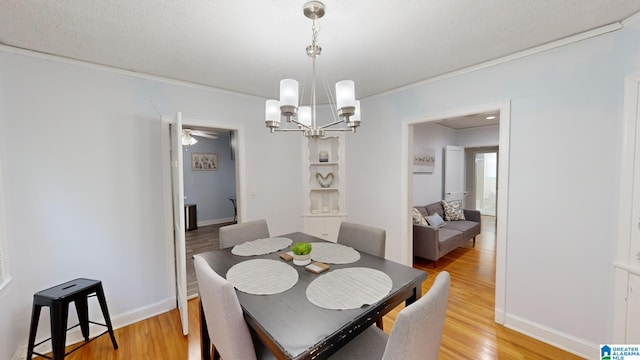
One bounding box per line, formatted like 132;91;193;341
226;259;298;295
309;242;360;264
306;267;393;310
231;237;293;256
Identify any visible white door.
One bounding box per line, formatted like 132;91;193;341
170;112;188;335
444;145;467;205
628;274;640;342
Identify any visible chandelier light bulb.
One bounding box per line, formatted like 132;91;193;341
299;106;312;127
279;79;299;108
336;80;356;109
265;100;281;124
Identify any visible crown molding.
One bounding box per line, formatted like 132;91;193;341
622;10;640;25
366;22;622;101
0;43;262;101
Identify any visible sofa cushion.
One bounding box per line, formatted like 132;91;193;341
444;220;480;240
412;207;429;225
424;202;445;219
442;200;466;221
425;212;446;227
437;228;464;255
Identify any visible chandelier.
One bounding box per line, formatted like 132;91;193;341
265;1;361;138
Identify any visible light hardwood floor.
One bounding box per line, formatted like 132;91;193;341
35;217;584;359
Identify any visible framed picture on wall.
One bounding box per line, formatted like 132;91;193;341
413;148;435;173
191;153;218;171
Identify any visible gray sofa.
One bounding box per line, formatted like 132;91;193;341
413;201;481;266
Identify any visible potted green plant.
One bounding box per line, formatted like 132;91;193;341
291;242;312;266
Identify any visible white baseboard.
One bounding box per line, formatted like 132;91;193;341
504;313;595;359
197;217;235;227
13;297;175;359
494;307;505;324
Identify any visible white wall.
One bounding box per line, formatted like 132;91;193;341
0;49;303;358
457;124;499;147
412;123;456;205
347;18;640;357
412;123;499;205
182;134;237;224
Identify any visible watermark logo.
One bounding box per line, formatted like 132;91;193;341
601;345;640;360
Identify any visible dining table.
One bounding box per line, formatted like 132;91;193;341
198;231;427;360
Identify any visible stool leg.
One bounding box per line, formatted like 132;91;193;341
50;302;69;360
75;296;90;341
95;285;118;349
26;304;42;360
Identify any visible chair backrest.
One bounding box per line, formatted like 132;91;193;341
219;219;270;249
382;271;450;360
336;222;386;258
193;255;258;360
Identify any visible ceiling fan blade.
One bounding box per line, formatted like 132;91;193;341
190;131;218;139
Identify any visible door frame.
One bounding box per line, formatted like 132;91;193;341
160;115;246;321
401;100;511;324
613;72;640;341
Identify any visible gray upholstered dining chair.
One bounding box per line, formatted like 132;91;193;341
219;219;270;249
336;221;387;328
194;255;275;360
336;222;386;258
328;271;451;360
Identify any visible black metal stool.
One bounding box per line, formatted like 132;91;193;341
26;278;118;359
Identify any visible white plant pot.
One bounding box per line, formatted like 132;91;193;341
292;254;311;266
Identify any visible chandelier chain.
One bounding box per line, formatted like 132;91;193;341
312;20;319;50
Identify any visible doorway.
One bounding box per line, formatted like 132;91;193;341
161;115;246;334
181;127;238;297
474;152;497;215
402;101;511;324
466;147;499;216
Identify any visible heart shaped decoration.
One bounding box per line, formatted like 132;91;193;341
316;172;334;188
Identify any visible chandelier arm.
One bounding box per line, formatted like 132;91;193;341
323;128;355;133
318;119;346;129
272;128;306;133
290;118;312;129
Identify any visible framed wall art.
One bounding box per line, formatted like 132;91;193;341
191;153;218;171
413;148;435;173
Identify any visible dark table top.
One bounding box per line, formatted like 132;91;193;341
197;232;427;360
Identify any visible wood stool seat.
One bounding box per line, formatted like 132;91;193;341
26;278;118;360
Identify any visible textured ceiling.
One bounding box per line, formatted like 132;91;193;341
1;1;639;104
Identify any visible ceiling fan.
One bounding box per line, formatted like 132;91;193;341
182;128;218;145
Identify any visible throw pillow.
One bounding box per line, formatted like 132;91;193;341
425;212;446;227
441;200;466;221
412;207;429;225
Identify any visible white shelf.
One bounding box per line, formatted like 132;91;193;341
303;135;346;230
304;213;347;217
310;162;339;166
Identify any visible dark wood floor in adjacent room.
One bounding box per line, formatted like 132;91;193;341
35;216;583;359
185;222;232;296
